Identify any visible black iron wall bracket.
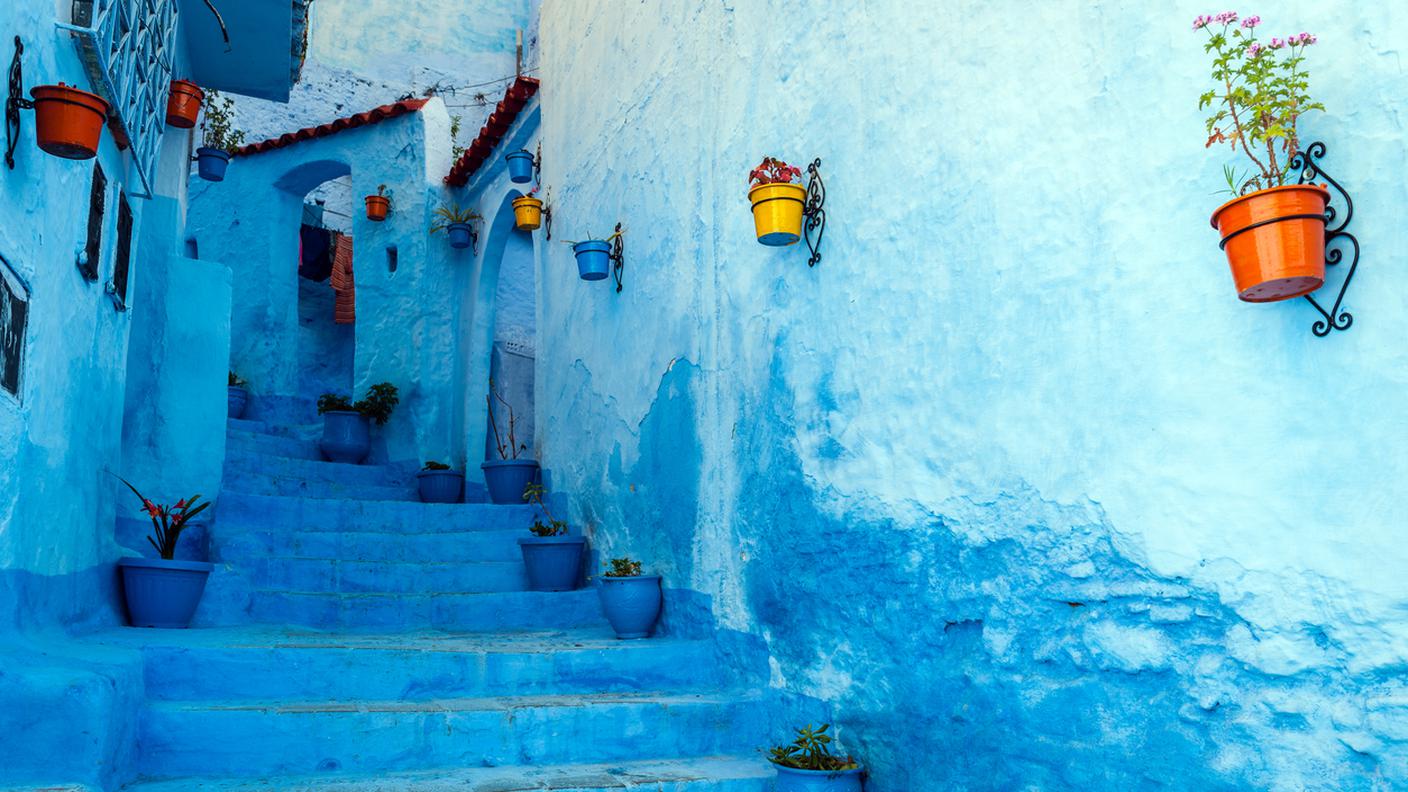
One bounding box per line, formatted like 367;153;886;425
7;36;34;170
1291;141;1358;337
802;158;826;267
610;222;625;293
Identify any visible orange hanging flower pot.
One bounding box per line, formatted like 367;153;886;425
165;79;204;128
365;190;390;222
1210;184;1330;302
29;83;109;160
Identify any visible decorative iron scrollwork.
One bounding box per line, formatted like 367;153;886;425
543;189;553;241
1290;141;1358;337
610;222;625;293
6;36;34;170
802;158;826;267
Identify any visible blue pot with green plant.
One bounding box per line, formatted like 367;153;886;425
317;384;398;465
518;483;585;591
115;479;213;629
481;379;538;503
432;204;481;250
506;149;534;183
769;724;864;792
572;240;611;281
417;461;465;503
597;557;661;638
195;89;242;183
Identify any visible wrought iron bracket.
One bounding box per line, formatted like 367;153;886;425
802;158;826;267
610;222;625;293
6;36;34;170
1292;141;1358;337
543;192;553;241
533;141;542;184
104;280;127;313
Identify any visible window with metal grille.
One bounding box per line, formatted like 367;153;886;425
81;161;106;281
110;191;133;309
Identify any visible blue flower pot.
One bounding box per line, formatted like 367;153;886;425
598;575;662;638
227;386;248;419
196;147;230;182
319;410;370;464
481;459;540;504
505;149;534;183
447;222;473;250
773;764;864;792
417;469;465;503
573;240;611;281
518;535;586;591
117;557;213;628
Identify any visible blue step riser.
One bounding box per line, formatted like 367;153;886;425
224;475;418;502
226;455;415;489
215;495;539;534
241;558;527;594
215;529;526;564
220;590;606;631
227;431;323;460
139;697;768;777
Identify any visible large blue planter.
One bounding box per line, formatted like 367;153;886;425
598;575;662;639
573;240;611;281
196;147;230;181
773;764;864;792
505;149;535;183
481;459;539;504
117;557;213;628
227;386;248;419
447;222;473;250
518;535;586;591
417;469;465;503
320;410;370;464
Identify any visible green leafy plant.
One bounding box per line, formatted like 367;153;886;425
604;557;642;577
422;460;451;471
430;203;483;233
118;478;211;560
767;724;858;772
523;482;567;537
228;371;246;387
1194;13;1322;195
561;227;624;247
317;393;353;413
486;378;526;460
317;383;398;425
450;114;467;160
201;89;245;153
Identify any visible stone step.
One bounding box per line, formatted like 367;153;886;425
215;528;527;564
243;558;528;595
216;589;606;632
138;691;768;778
225;450;416;489
226;428;322;461
223;476;417;502
214;492;540;534
91;627;723;702
228;417;321;439
123;755;774;791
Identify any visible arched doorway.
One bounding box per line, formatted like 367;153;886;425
294;174;355;402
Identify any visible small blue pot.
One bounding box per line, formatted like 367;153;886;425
598;575;662;639
518;535;586;591
196;147;230;182
417;469;465;503
481;459;540;504
447;223;473;250
320;410;370;464
118;557;214;628
227;386;248;419
773;764;864;792
505;149;535;183
573;240;611;281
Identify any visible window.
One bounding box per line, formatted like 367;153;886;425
80;162;107;281
0;253;28;400
386;245;398;273
110;192;133;309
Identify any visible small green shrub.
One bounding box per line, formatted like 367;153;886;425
228;371;247;387
422;460;451;471
767;724;858;772
317;393;353;414
523;482;567;537
604;557;642;577
354;382;399;426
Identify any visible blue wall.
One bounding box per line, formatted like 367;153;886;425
529;2;1408;788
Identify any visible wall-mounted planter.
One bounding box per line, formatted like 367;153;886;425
573;240;612;281
227;385;248;419
30;83;108;160
598;575;662;639
772;764;864;792
319;410;370;464
481;458;540;504
749;181;807;246
417;469;465;503
165;79;203;128
518;535;586;591
117;557;213;629
195;147;230;181
506;149;535;183
1210;184;1330;303
447;222;474;249
513;196;543;230
365;194;390;222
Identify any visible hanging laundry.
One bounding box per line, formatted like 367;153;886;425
298;223;333;281
329;232;355;324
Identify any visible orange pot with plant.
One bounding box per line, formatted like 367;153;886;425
365;185;390;221
29;83;108;160
165;79;204;128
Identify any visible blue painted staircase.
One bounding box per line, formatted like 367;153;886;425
93;417;772;790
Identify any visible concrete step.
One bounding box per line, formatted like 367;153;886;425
122;755;774;791
91;626;723;702
225;450;417;489
138;691;768;778
226;428;322;461
214;492;539;534
242;558;527;595
214;588;607;632
215;528;527;564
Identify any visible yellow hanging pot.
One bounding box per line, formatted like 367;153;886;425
748;182;806;246
513;196;543;230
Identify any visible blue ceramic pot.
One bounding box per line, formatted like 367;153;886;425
481;459;540;504
518;535;586;591
773;764;864;792
417;469;465;503
505;149;535;183
598;575;662;638
573;240;611;281
320;410;370;464
227;386;248;419
118;557;213;628
196;147;230;181
447;223;473;249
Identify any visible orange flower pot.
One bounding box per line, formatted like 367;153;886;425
165;80;204;128
365;195;390;221
512;196;543;230
29;83;108;160
1210;184;1330;303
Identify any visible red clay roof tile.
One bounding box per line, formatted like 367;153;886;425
232;98;430;157
444;76;539;186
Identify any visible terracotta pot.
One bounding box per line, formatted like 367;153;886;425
29;83;108;160
365;194;390;221
165;79;204;128
1210;184;1330;303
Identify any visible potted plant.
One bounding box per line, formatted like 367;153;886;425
597;557;662;639
1196;14;1328;302
431;204;482;250
565;228;622;281
417;461;465;503
166;79;204;128
316;382;399;464
365;184;391;221
512;186;543;230
768;724;864;792
748;157;806;246
196;90;243;182
29;82;109;160
115;479;213;629
227;371;249;419
505;149;535;183
481;378;539;503
518;483;585;592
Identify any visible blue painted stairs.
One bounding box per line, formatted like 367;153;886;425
98;417;771;790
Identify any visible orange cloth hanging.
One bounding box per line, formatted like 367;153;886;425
329;233;355;324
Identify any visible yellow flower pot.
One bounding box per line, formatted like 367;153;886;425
513;196;543;230
748;182;807;246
